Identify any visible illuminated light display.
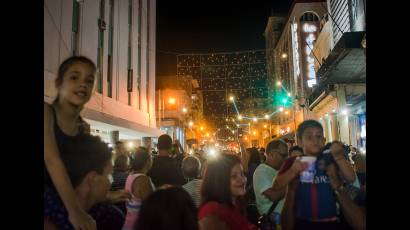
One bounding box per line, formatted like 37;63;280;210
302;23;318;88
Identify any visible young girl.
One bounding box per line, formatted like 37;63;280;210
44;56;97;230
122;147;155;230
199;154;258;230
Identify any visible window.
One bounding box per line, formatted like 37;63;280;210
107;0;114;98
127;0;133;106
96;0;106;94
146;0;150;112
137;0;142;109
72;0;80;55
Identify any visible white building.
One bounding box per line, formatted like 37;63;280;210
44;0;162;148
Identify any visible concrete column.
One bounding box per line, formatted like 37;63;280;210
331;113;339;141
110;130;119;144
326;116;332;142
323;117;330;143
336;85;350;144
142;137;152;152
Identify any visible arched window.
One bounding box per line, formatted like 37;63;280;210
300;12;320;22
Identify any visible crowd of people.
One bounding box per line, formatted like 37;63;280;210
44;56;366;230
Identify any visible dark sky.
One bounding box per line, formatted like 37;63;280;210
156;0;293;76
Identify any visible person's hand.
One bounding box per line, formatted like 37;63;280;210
326;163;342;189
330;141;345;159
68;207;96;230
157;184;173;190
289;157;307;177
106;190;131;203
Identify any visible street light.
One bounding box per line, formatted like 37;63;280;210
279;107;284;112
253;131;257;136
287;93;291;97
285;111;289;115
238;115;243;120
276;81;282;87
200;126;204;131
229;96;234;102
282;99;288;104
168;97;176;105
264;124;267;128
189;121;194;127
182;107;188;113
264;114;269;119
281;53;288;59
253;117;257;123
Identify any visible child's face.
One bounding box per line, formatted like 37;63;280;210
230;163;247;198
58;62;95;106
299;127;325;156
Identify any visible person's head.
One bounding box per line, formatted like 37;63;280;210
54;56;97;107
265;140;288;170
248;147;261;166
130;147;152;173
289;146;304;157
296;120;325;156
115;141;126;155
351;146;357;154
157;134;173;153
181;156;201;180
114;155;129;172
136;187;198;230
59;134;113;208
201;154;246;206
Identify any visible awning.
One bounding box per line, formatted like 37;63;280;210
309;31;366;109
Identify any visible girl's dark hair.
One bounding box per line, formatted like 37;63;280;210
54;56;97;103
136;187;198;230
130;147;150;172
248;147;261;166
201;154;242;207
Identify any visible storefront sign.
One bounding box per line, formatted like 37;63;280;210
302;23;318;88
291;23;301;78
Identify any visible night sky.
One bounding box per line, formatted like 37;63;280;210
156;0;293;76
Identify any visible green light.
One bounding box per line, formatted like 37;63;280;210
282;99;287;103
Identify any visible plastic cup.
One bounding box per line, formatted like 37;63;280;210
299;156;317;183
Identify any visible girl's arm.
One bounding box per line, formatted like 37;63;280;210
44;103;96;230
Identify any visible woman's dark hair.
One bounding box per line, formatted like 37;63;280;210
54;56;97;103
201;154;242;207
136;187;198;230
248;147;261;166
130;147;150;172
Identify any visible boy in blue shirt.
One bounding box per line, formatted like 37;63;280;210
272;120;356;230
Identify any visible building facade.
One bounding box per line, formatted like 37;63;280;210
44;0;162;149
264;0;327;142
308;0;366;150
156;75;204;151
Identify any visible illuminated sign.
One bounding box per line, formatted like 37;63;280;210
303;23;317;88
291;23;300;77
